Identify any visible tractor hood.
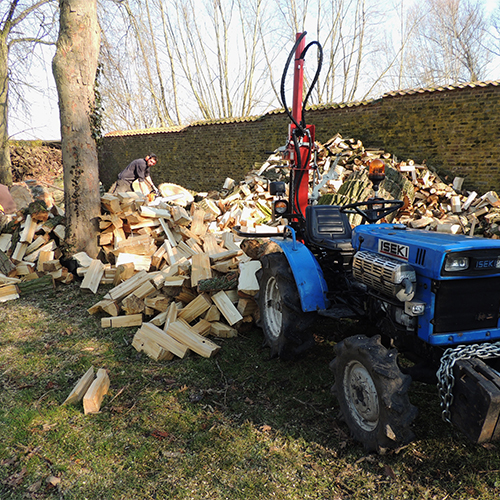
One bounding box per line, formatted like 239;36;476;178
352;223;500;280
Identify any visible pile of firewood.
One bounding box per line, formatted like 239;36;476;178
0;187;73;303
80;188;261;363
2;132;499;319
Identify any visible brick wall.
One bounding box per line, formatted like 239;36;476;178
100;81;500;193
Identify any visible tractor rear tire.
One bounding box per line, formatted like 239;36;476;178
256;252;315;359
330;334;417;452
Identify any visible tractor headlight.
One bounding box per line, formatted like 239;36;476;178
274;200;288;215
444;255;469;272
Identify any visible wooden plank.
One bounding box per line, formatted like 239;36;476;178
52;224;65;241
191;253;212;288
63;366;95;405
36;249;54;272
177;240;197;258
186;238;204;254
166;320;220;358
101;193;122;213
132;329;174;361
101;314;143;328
0;273;21;285
159;218;178;247
211;258;239;273
42;259;62;273
210;249;242;262
114;234;156;255
139;322;189;358
211;290;243;326
177;293;212;323
99;232;114;246
80;259;106;294
171;206;192;226
221;231;240;252
83;368;110;415
15;261;36;276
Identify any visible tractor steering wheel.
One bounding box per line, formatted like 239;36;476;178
340;198;404;224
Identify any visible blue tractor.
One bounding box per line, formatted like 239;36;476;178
242;33;500;452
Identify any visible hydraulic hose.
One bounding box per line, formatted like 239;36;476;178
279;33;323;220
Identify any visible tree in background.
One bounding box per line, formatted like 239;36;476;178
0;0;57;185
53;0;101;257
401;0;491;86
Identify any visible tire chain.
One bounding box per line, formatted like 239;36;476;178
437;342;500;423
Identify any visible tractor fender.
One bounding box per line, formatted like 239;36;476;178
271;233;329;312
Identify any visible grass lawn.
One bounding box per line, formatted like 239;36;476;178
1;283;500;499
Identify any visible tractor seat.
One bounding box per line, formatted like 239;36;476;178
305;205;354;255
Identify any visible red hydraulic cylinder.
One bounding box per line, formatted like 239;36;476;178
289;33;315;219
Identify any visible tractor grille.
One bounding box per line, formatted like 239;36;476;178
432;277;500;334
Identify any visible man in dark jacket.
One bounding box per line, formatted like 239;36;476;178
112;154;159;194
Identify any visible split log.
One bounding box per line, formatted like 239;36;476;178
166;320;220;358
211;290;243;326
137;322;189;359
83;369;110;415
0;249;16;276
102;314;143;328
132;328;174;361
63;367;95;405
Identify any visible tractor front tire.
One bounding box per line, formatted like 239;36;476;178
331;334;417;452
256;252;315;359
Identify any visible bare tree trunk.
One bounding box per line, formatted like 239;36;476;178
52;0;101;258
0;33;11;186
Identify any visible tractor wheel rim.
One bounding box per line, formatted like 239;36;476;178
344;360;379;432
264;276;282;341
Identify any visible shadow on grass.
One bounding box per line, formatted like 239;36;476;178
1;284;500;499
